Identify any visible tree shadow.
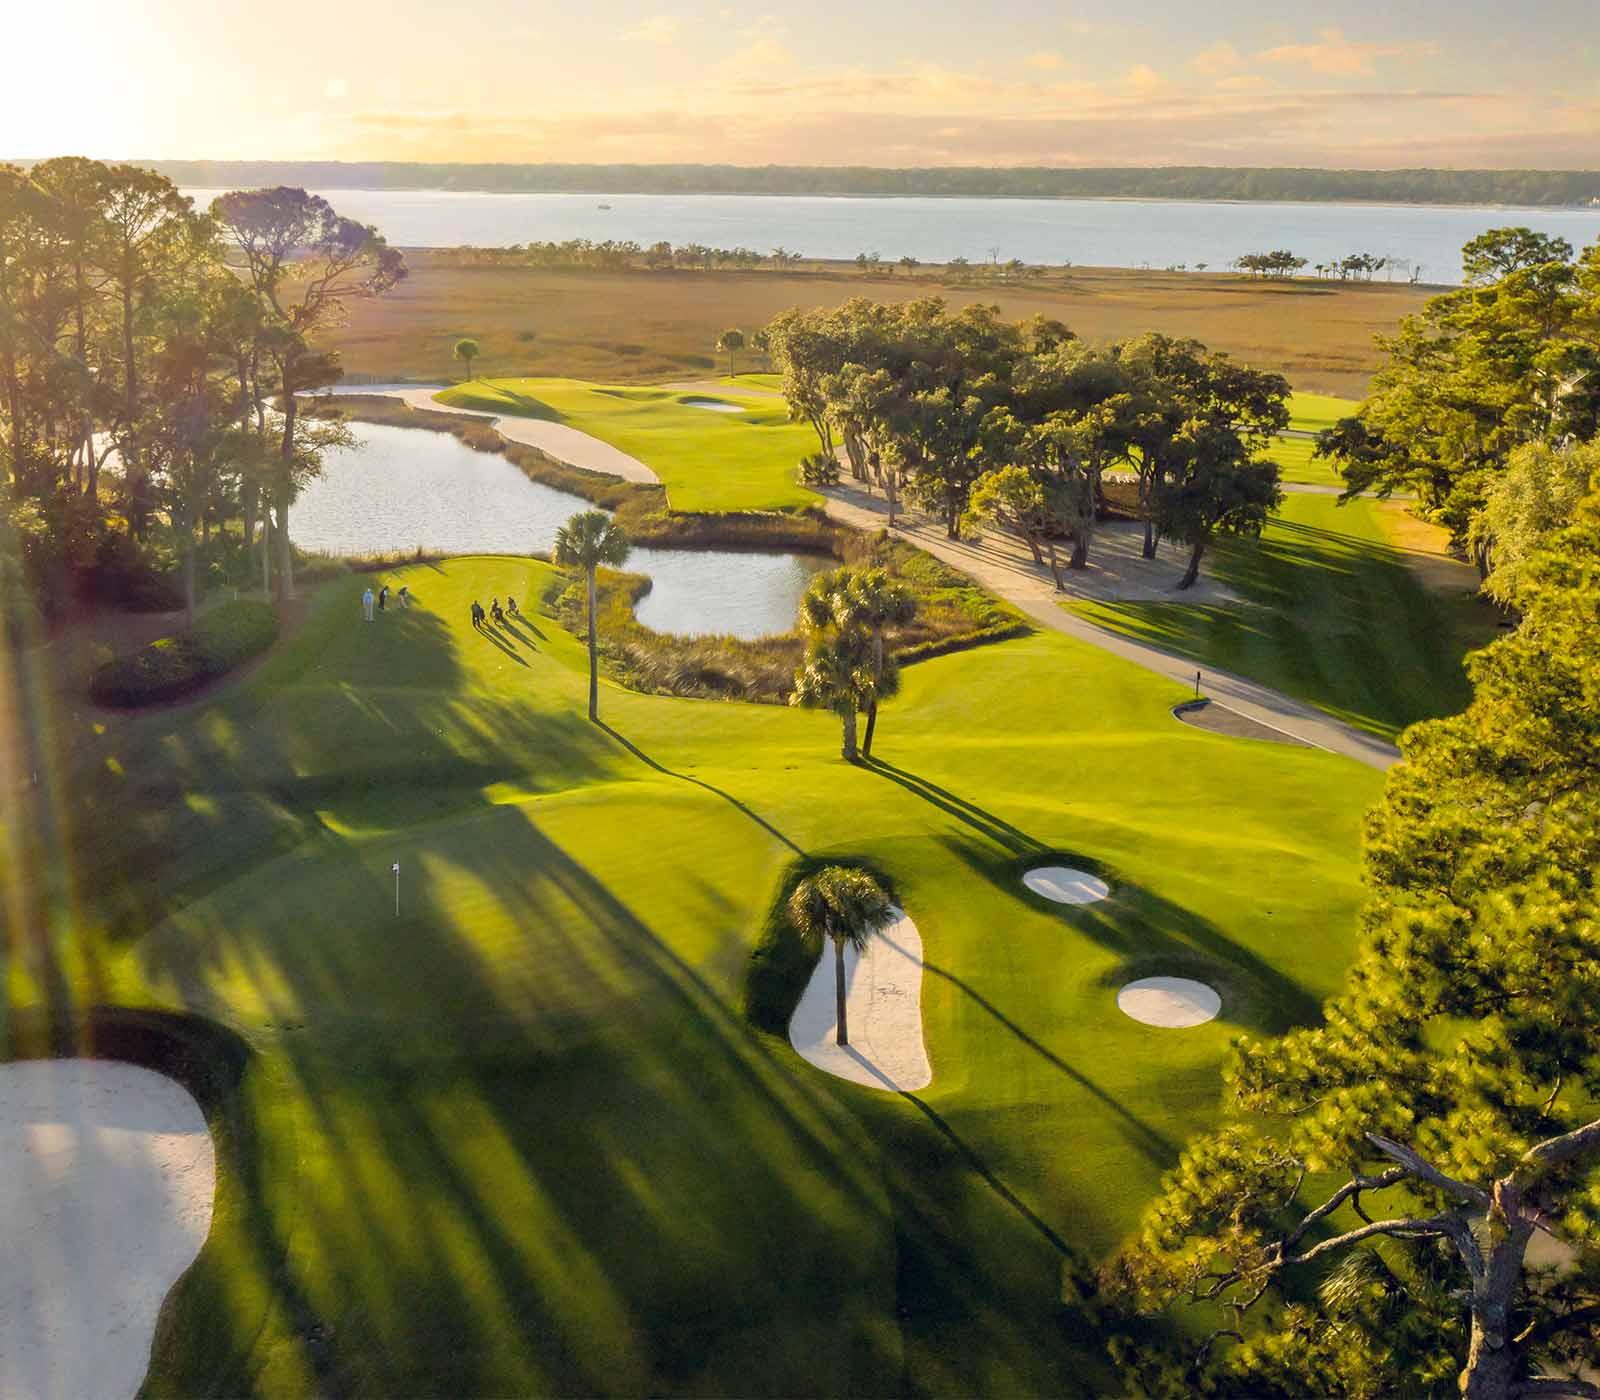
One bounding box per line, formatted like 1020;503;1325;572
595;719;803;856
862;757;1044;857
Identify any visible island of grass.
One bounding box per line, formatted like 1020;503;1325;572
7;553;1384;1396
89;599;279;707
436;377;822;513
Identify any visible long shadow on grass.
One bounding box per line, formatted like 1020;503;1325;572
939;831;1322;1034
863;757;1043;856
595;719;803;855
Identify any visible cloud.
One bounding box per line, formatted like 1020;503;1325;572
1121;63;1166;95
1025;52;1066;71
1256;27;1434;78
622;14;683;43
1188;42;1242;77
325;77;349;99
722;16;790;76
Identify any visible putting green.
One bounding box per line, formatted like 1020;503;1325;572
12;555;1383;1395
435;378;821;512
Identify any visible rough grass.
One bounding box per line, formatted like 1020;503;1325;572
548;532;1030;703
1071;494;1499;741
319;255;1429;398
6;553;1383;1397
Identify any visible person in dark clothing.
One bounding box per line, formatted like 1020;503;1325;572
506;596;519;616
470;601;485;628
491;598;505;625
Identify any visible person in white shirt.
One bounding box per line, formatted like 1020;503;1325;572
362;587;375;621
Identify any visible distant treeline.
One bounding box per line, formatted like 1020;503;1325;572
59;162;1600;207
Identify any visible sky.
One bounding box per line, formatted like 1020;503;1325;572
7;0;1598;167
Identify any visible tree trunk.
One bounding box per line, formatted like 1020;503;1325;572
1459;1184;1535;1400
117;273;138;513
834;937;849;1046
261;516;271;596
862;631;885;758
946;501;960;540
277;391;298;600
840;706;858;762
586;568;599;721
182;526;196;626
1045;540;1067;591
1142;516;1158;560
1069;532;1089;570
1177;538;1206;590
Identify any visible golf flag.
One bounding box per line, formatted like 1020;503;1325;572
392;863;400;873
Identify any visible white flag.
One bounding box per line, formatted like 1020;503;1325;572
391;863;400;873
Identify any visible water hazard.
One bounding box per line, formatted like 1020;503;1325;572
291;421;827;639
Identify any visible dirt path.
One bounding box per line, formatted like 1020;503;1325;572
821;483;1401;770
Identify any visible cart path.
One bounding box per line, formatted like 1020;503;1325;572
820;484;1402;771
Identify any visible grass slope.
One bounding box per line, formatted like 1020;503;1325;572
1072;495;1498;741
8;557;1382;1396
437;378;820;512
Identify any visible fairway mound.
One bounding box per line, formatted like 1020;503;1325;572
1022;866;1110;905
681;397;744;414
789;908;932;1092
0;1059;216;1400
1117;977;1222;1028
1173;699;1311;748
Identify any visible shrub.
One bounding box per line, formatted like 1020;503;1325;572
798;451;841;487
89;599;279;707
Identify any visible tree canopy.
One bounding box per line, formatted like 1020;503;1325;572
1108;476;1600;1398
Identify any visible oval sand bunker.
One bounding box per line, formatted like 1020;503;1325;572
789;908;932;1091
1023;866;1110;905
681;396;744;413
1117;977;1222;1028
0;1059;216;1400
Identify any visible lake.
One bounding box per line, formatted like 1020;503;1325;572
291;421;827;639
183;189;1599;285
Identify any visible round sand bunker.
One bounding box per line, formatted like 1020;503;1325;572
1117;977;1221;1028
1022;866;1109;905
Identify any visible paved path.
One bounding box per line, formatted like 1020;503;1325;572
336;385;661;485
821;484;1401;771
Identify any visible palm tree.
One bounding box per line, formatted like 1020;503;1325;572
801;567;914;760
453;337;480;381
791;624;881;761
786;867;894;1047
715;327;744;377
553;510;630;721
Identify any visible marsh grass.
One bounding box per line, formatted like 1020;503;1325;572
544;531;1029;703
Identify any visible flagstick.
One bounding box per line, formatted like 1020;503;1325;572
393;862;400;917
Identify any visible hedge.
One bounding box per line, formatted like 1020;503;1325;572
90;599;280;707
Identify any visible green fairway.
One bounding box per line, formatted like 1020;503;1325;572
12;556;1384;1396
1072;495;1498;742
1264;433;1342;486
1286;390;1357;434
436;378;820;512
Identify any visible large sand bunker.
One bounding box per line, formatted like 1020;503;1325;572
0;1059;216;1400
1022;866;1110;905
789;908;932;1091
1117;977;1222;1028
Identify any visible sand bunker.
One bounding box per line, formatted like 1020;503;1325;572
1117;977;1222;1028
789;908;932;1091
1022;866;1110;905
681;397;744;414
0;1059;216;1400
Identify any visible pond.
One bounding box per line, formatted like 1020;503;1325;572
291;421;829;640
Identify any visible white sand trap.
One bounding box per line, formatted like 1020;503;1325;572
1023;866;1110;905
789;908;932;1092
681;397;744;413
1117;977;1222;1028
0;1059;216;1400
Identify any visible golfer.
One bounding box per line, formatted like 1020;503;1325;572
362;586;375;622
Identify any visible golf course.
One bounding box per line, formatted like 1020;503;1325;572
11;501;1389;1392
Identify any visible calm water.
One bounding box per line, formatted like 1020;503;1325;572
291;422;824;639
186;189;1599;284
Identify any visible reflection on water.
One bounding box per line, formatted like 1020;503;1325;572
291;421;828;640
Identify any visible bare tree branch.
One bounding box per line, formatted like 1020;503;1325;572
1366;1133;1494;1208
1515;1378;1600;1399
1285;1213;1454;1267
1516;1116;1600;1180
1283;1166;1409;1252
